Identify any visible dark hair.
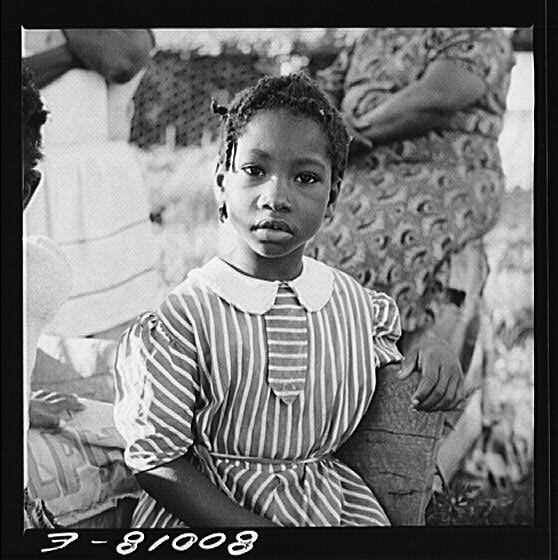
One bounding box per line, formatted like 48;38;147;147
212;72;350;185
22;65;48;210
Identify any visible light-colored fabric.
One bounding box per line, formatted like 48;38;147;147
27;421;140;527
24;142;158;336
26;338;140;527
23;236;73;385
264;284;309;404
114;257;402;527
23;28;143;144
107;70;147;141
41;70;110;146
23;235;72;488
307;27;515;332
190;256;334;314
22;28;158;336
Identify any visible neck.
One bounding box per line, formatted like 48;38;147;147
218;248;305;282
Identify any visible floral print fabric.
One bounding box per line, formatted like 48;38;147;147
306;28;515;331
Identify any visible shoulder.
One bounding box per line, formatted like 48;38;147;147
328;263;371;297
158;268;232;330
159;275;206;321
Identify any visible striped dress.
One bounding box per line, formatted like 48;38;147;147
114;256;402;527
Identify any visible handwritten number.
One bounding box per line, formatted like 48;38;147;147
199;532;226;550
172;533;198;552
42;528;260;556
116;531;145;556
147;534;170;552
41;532;79;553
228;530;259;556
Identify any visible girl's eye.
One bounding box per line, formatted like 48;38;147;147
295;173;320;185
242;165;265;177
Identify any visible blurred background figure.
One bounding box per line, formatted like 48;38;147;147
22;65;72;528
23;29;159;340
304;27;516;489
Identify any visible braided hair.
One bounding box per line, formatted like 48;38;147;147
212;72;350;185
22;65;48;210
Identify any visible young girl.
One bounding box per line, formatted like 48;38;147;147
114;72;463;528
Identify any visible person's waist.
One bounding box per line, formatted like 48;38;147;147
201;447;333;466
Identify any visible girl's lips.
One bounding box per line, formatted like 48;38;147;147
252;219;293;234
252;219;294;242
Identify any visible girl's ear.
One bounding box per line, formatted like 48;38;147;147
325;180;340;219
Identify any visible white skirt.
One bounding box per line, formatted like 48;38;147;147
24;142;159;336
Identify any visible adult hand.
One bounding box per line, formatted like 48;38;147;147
29;390;85;429
398;334;465;411
63;29;153;83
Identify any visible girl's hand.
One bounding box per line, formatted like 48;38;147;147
398;335;465;411
29;390;85;429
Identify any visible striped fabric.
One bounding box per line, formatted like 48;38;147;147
265;284;308;404
114;257;402;527
24;487;56;530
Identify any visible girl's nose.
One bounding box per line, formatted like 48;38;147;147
257;176;291;211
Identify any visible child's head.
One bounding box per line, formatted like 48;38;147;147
22;65;48;211
211;72;350;280
214;72;350;186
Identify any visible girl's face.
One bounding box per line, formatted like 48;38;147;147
215;109;338;281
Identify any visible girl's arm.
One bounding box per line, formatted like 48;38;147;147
348;58;486;146
114;313;274;527
136;455;277;527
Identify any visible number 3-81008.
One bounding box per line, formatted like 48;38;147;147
116;530;258;556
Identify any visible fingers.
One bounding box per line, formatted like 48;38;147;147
412;365;442;410
398;348;419;380
29;402;66;429
415;360;465;411
31;391;85;411
34;400;70;415
422;370;459;411
29;394;84;429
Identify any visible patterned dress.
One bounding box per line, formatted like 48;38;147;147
306;28;515;332
114;257;402;527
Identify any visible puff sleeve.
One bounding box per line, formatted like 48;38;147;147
369;291;404;369
113;309;200;473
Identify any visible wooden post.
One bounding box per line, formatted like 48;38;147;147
336;366;444;525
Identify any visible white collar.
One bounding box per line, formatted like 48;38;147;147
188;256;334;315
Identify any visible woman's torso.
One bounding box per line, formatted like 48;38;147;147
23;29;140;145
307;28;515;331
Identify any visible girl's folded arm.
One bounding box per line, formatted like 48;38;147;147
136;455;277;528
